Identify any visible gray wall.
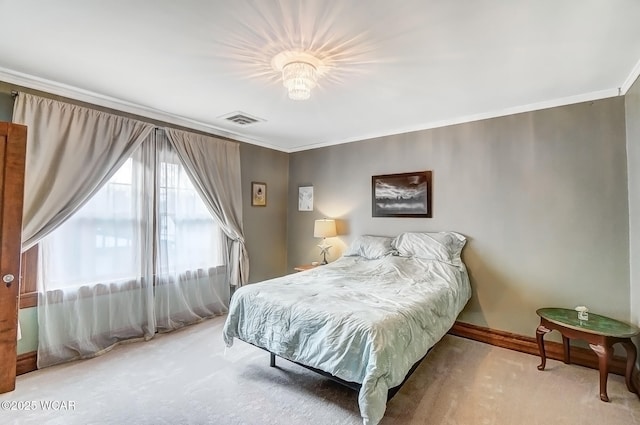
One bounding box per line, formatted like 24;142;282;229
626;75;640;334
240;143;289;282
0;92;13;120
288;97;630;337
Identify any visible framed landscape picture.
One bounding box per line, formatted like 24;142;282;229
371;171;432;217
251;182;267;207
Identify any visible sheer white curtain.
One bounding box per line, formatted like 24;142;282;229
35;129;229;368
36;141;156;368
154;130;228;331
14;92;233;367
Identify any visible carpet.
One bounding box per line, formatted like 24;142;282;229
1;315;639;424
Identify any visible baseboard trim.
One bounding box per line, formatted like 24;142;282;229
15;324;637;380
16;351;37;376
449;321;628;376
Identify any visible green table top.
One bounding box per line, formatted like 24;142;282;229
537;307;640;338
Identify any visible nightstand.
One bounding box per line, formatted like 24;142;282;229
294;264;318;272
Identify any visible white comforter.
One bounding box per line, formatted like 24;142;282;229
222;255;471;424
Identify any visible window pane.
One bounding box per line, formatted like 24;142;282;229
43;159;140;288
157;160;223;274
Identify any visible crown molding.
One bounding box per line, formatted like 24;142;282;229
287;88;619;152
0;67;288;153
621;57;640;95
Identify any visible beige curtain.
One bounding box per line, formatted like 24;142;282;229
12;93;155;250
164;127;248;287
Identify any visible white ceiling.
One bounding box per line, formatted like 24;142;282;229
1;1;639;152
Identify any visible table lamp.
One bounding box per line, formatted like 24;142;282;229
314;219;337;264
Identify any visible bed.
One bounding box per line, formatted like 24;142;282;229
222;232;471;425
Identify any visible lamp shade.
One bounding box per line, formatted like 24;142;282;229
314;219;337;238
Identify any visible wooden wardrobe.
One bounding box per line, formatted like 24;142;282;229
0;122;26;394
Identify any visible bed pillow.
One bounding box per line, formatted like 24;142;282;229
392;231;466;263
343;235;395;260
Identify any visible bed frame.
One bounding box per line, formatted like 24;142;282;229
263;346;430;401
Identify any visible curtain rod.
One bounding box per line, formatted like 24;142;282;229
11;90;18;98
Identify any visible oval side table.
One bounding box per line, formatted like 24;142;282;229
536;307;640;402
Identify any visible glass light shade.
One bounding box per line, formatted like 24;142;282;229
282;61;318;100
314;219;336;238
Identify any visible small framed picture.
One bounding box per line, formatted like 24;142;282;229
298;186;313;211
251;182;267;207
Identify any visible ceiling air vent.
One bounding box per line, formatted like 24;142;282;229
219;111;265;126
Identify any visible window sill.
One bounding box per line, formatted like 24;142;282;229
19;292;38;309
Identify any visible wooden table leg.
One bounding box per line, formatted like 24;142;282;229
536;324;550;371
589;344;611;402
620;340;638;394
562;335;571;364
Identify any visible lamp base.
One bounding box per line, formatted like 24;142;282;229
317;243;331;265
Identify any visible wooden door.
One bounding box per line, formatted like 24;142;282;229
0;122;26;394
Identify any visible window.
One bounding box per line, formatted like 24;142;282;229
157;156;223;275
38;139;223;292
42;159;140;288
19;246;38;308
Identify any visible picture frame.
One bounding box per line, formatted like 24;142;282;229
372;171;432;218
298;186;314;211
251;182;267;207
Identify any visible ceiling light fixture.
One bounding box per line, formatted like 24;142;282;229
272;51;323;101
282;61;317;100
